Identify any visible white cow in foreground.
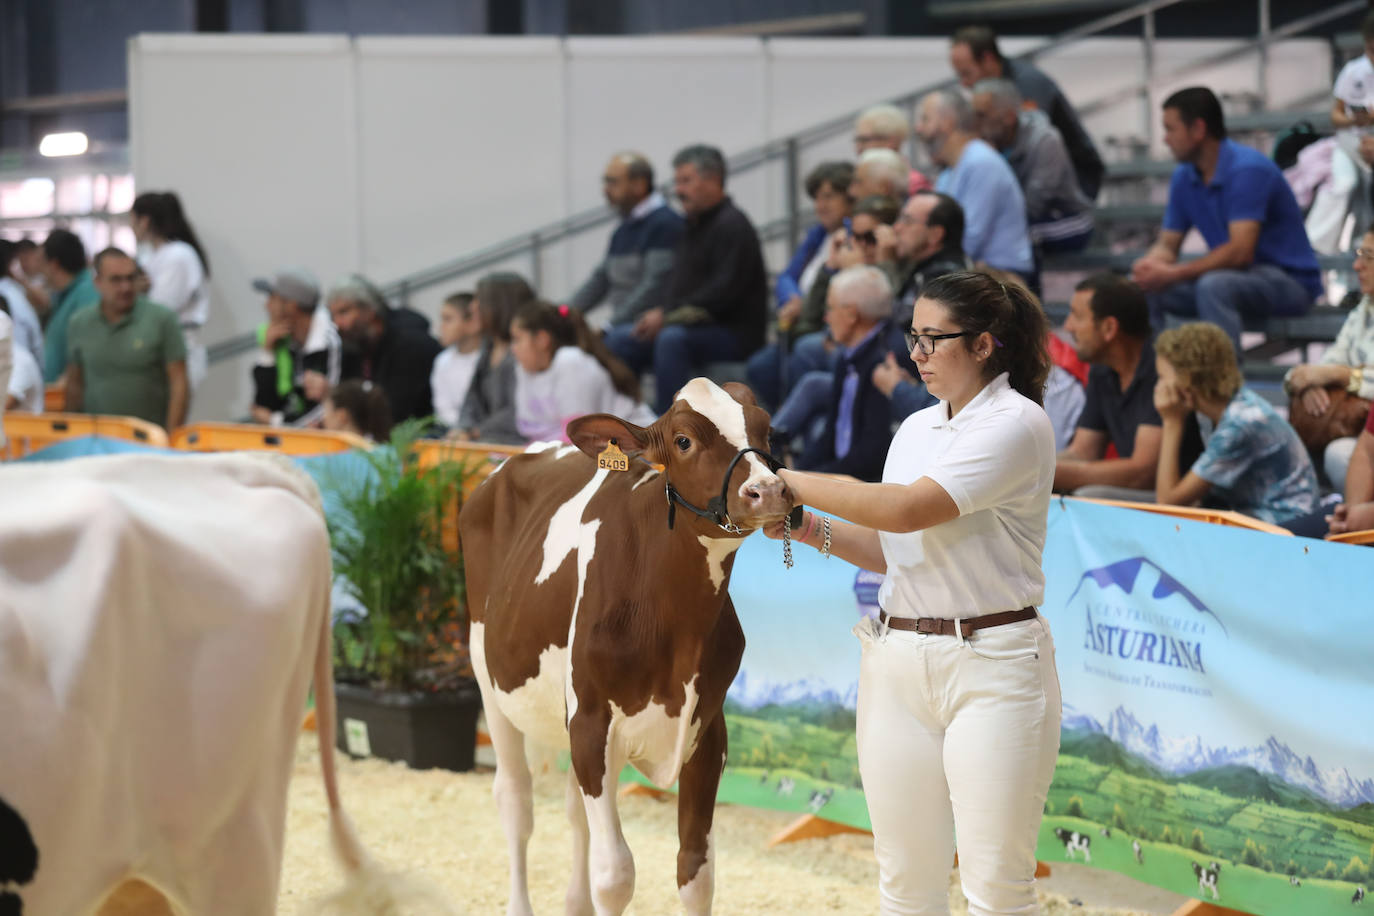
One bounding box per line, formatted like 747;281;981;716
0;453;390;915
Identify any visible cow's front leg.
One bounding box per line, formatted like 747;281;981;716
564;766;593;916
676;711;726;916
472;633;535;916
570;706;633;915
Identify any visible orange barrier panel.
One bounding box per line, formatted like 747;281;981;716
170;422;369;456
1;412;169;460
1327;528;1374;546
43;383;66;412
412;440;526;556
1068;496;1293;536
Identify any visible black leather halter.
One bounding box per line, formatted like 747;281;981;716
664;447;797;535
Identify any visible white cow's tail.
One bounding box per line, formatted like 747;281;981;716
313;605;373;875
307;595;464;916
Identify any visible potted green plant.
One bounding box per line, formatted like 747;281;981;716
324;418;482;771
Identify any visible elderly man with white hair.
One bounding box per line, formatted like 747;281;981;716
794;265;897;481
916;88;1033;279
972;78;1094;252
854;104;932;196
850;148;913;203
326;273;441;424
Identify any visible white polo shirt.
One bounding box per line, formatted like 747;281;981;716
877;372;1055;619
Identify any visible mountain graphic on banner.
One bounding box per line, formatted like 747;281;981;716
728;670;860;711
1064;703;1374;808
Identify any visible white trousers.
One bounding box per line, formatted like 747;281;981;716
854;614;1062;916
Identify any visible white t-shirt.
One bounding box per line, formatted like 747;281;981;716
431;346;482;428
515;346;656;442
1334;55;1374;141
7;344;42;413
140;239;210;329
0;276;44;375
877;372;1056;618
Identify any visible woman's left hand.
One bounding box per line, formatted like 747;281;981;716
1153;377;1192;422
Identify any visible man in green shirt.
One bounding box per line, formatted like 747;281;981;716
66;248;189;430
41;229;100;382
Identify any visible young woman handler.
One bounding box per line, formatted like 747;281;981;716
769;270;1062;915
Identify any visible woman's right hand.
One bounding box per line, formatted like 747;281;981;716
1301;385;1331;417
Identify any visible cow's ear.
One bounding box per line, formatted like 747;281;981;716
721;382;758;408
567;414;652;461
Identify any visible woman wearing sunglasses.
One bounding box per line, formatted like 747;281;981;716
767;270;1060;915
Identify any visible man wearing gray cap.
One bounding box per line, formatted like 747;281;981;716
249;267;351;426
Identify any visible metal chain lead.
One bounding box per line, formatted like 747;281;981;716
782;513;794;569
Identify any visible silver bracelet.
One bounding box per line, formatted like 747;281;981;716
821;516;832;558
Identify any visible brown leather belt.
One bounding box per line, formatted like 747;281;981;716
878;607;1037;639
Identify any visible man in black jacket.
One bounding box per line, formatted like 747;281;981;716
250;267;353;426
949;25;1105;201
606;144;768;413
798;266;895;482
326;275;440;424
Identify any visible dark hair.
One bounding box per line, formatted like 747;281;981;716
920;270;1050;405
952;25;1003;64
328;380;393;442
131;191;210;276
0;239;13;273
622;153;654;190
14;239;36;253
805;161;855;199
93;246;135;275
43;229;87;275
1362;9;1374;42
474;271;536;344
1162;87;1226;140
1074;272;1151;339
442;291;476;316
672;144;727;184
511;300;641;401
852;194;900;225
916;190;966;252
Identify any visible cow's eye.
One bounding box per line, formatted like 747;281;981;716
675;436;691;452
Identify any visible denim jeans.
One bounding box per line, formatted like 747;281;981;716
770;370;833;452
605;322;743;414
745;331;837;409
1146;264;1314;350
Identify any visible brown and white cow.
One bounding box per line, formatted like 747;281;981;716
461;379;794;916
0;452;381;915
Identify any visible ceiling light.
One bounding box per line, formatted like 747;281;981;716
39;132;89;158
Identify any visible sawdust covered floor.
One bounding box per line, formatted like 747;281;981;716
279;741;1165;916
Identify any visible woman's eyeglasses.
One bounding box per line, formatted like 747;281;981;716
1356;248;1373;263
904;330;973;355
852;231;877;246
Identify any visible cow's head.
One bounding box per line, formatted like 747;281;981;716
568;379;793;533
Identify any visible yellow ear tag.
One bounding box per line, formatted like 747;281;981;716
597;439;629;472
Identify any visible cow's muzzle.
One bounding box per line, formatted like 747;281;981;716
665;447;800;535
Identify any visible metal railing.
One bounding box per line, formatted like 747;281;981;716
207;0;1354;365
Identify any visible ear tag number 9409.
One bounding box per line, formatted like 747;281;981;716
598;439;629;472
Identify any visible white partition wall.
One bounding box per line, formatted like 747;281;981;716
128;33;1334;420
129;34;360;421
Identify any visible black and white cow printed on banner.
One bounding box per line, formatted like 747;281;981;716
1191;861;1221;900
1354;885;1366;904
1132;839;1143;865
1288;875;1301;887
807;787;834;814
776;777;796;797
1052;827;1092;863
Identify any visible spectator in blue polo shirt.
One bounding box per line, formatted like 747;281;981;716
1131;87;1322;350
